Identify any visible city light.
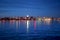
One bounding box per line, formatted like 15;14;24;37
27;15;29;17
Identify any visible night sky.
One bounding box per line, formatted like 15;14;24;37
0;0;60;17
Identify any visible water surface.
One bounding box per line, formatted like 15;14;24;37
0;20;60;40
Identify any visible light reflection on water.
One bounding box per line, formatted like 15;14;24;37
26;20;29;32
0;20;60;40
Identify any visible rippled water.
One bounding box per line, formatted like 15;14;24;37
0;20;60;40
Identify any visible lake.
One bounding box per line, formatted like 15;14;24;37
0;20;60;40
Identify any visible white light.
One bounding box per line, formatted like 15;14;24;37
27;20;29;32
27;15;29;17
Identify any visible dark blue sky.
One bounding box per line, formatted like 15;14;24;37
0;0;60;17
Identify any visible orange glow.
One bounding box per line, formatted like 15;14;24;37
43;18;52;25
